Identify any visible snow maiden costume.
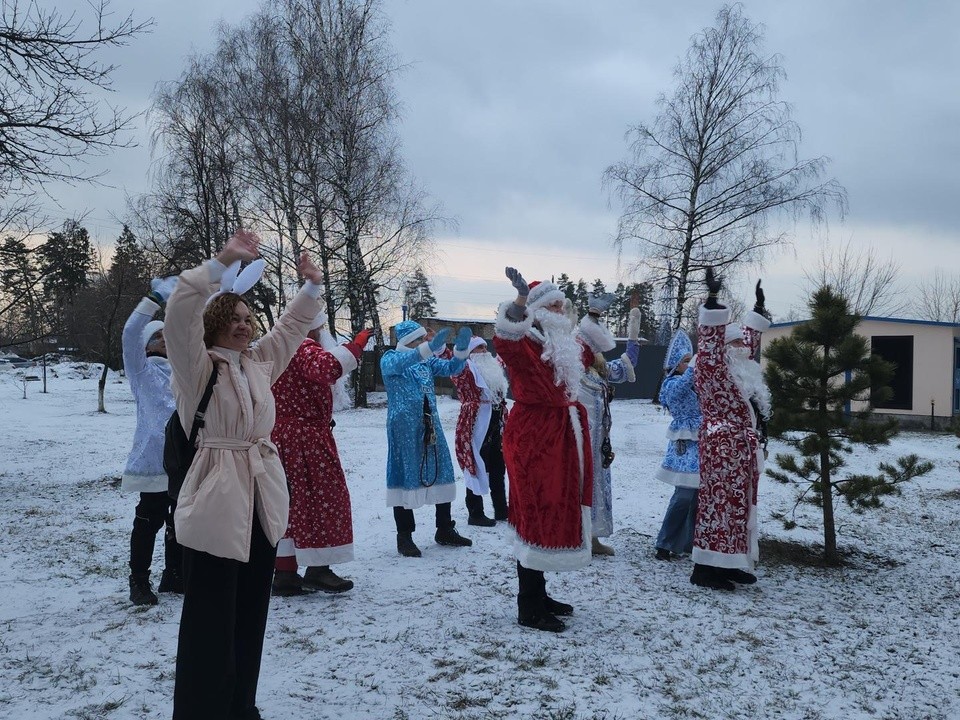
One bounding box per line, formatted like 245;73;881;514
496;269;594;633
451;336;510;525
380;320;473;557
576;298;640;556
692;271;772;591
270;315;370;596
654;329;701;559
120;276;180;605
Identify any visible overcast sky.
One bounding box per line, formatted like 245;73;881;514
40;0;960;321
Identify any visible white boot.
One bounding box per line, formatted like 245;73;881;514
592;537;615;556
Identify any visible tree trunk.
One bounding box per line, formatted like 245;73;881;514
98;362;108;413
818;365;839;565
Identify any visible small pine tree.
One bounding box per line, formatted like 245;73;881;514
403;268;436;320
556;273;575;304
764;287;933;564
573;279;589;317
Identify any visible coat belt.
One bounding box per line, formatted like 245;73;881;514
200;436;278;481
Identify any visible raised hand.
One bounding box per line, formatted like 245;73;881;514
428;328;451;352
754;280;766;313
704;267;724;310
219;229;261;265
454;326;473;352
148;276;178;306
627;307;641;341
505;267;529;297
297;251;324;285
352;328;373;349
588;292;616;315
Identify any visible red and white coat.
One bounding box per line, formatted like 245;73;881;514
494;303;593;572
451;360;508;494
271;339;360;565
693;306;771;570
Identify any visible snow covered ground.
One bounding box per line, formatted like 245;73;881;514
1;363;958;720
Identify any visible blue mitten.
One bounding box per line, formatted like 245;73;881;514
454;327;473;352
148;276;178;306
428;328;451;352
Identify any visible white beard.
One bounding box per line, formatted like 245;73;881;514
469;352;509;402
534;308;584;402
726;346;772;419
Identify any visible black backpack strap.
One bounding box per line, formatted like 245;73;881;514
187;364;219;446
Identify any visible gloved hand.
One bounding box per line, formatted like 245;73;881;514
627;307;641;341
352;328;373;349
148;276;178;306
754;280;767;315
428;328;451;353
588;292;616;315
704;267;724;309
505;267;529;297
454;326;473;352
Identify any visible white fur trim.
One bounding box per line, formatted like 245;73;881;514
578;316;617;352
276;538;296;557
699;306;731;327
294;543;355;566
120;472;168;493
495;301;533;341
655;466;700;488
329;345;359;374
386;483;457;509
141;320;164;349
510;506;592;572
417;341;433;360
724;324;744;345
135;297;160;316
619;352;636;383
453;344;470;360
467;336;487;354
665;427;699;441
742;310;772;332
397;326;427;348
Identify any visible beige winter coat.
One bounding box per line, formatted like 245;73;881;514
165;262;321;562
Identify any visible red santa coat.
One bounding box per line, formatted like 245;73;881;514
494;303;593;572
451;360;509;489
693;306;771;570
271;339;360;565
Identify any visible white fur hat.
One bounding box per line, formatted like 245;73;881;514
526;280;565;311
467;336;487;353
142;320;164;349
578;315;616;353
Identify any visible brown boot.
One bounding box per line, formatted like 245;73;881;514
272;570;311;597
303;566;354;593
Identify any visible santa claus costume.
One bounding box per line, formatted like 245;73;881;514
496;268;594;633
692;272;772;590
451;337;510;525
576;299;641;555
270;315;369;596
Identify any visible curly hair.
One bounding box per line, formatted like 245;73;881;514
203;293;256;348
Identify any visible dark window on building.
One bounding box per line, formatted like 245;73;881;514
871;335;913;410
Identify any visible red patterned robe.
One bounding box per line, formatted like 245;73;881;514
494;303;593;572
271;339;360;565
693;307;771;570
451;359;508;492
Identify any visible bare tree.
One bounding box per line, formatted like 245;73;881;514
915;269;960;323
803;238;904;317
604;3;846;330
0;0;150;188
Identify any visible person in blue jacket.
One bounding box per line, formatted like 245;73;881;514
381;320;474;557
120;276;179;605
653;330;702;560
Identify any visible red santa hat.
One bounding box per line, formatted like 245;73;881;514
526;280;565;311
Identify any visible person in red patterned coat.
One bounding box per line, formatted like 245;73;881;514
270;316;372;596
691;267;772;591
494;267;593;633
451;337;510;526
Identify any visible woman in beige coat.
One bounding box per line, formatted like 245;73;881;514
165;230;323;720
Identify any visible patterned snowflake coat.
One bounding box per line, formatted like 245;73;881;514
451;361;509;495
495;303;593;573
656;366;702;488
693;307;771;570
271;339;361;565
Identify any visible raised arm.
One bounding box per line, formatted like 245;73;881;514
121;297;160;384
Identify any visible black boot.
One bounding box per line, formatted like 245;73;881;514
544;595;574;617
303;566;354;593
690;563;735;591
158;567;184;594
397;532;422;558
723;568;758;585
272;570;311;597
129;573;158;606
435;521;472;547
655;547;672;561
468;512;496;527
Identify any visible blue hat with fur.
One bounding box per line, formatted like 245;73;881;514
395;320;426;348
663;330;693;374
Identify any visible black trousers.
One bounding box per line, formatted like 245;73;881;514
517;561;546;616
465;409;507;516
172;514;277;720
130;491;180;576
393;502;452;533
